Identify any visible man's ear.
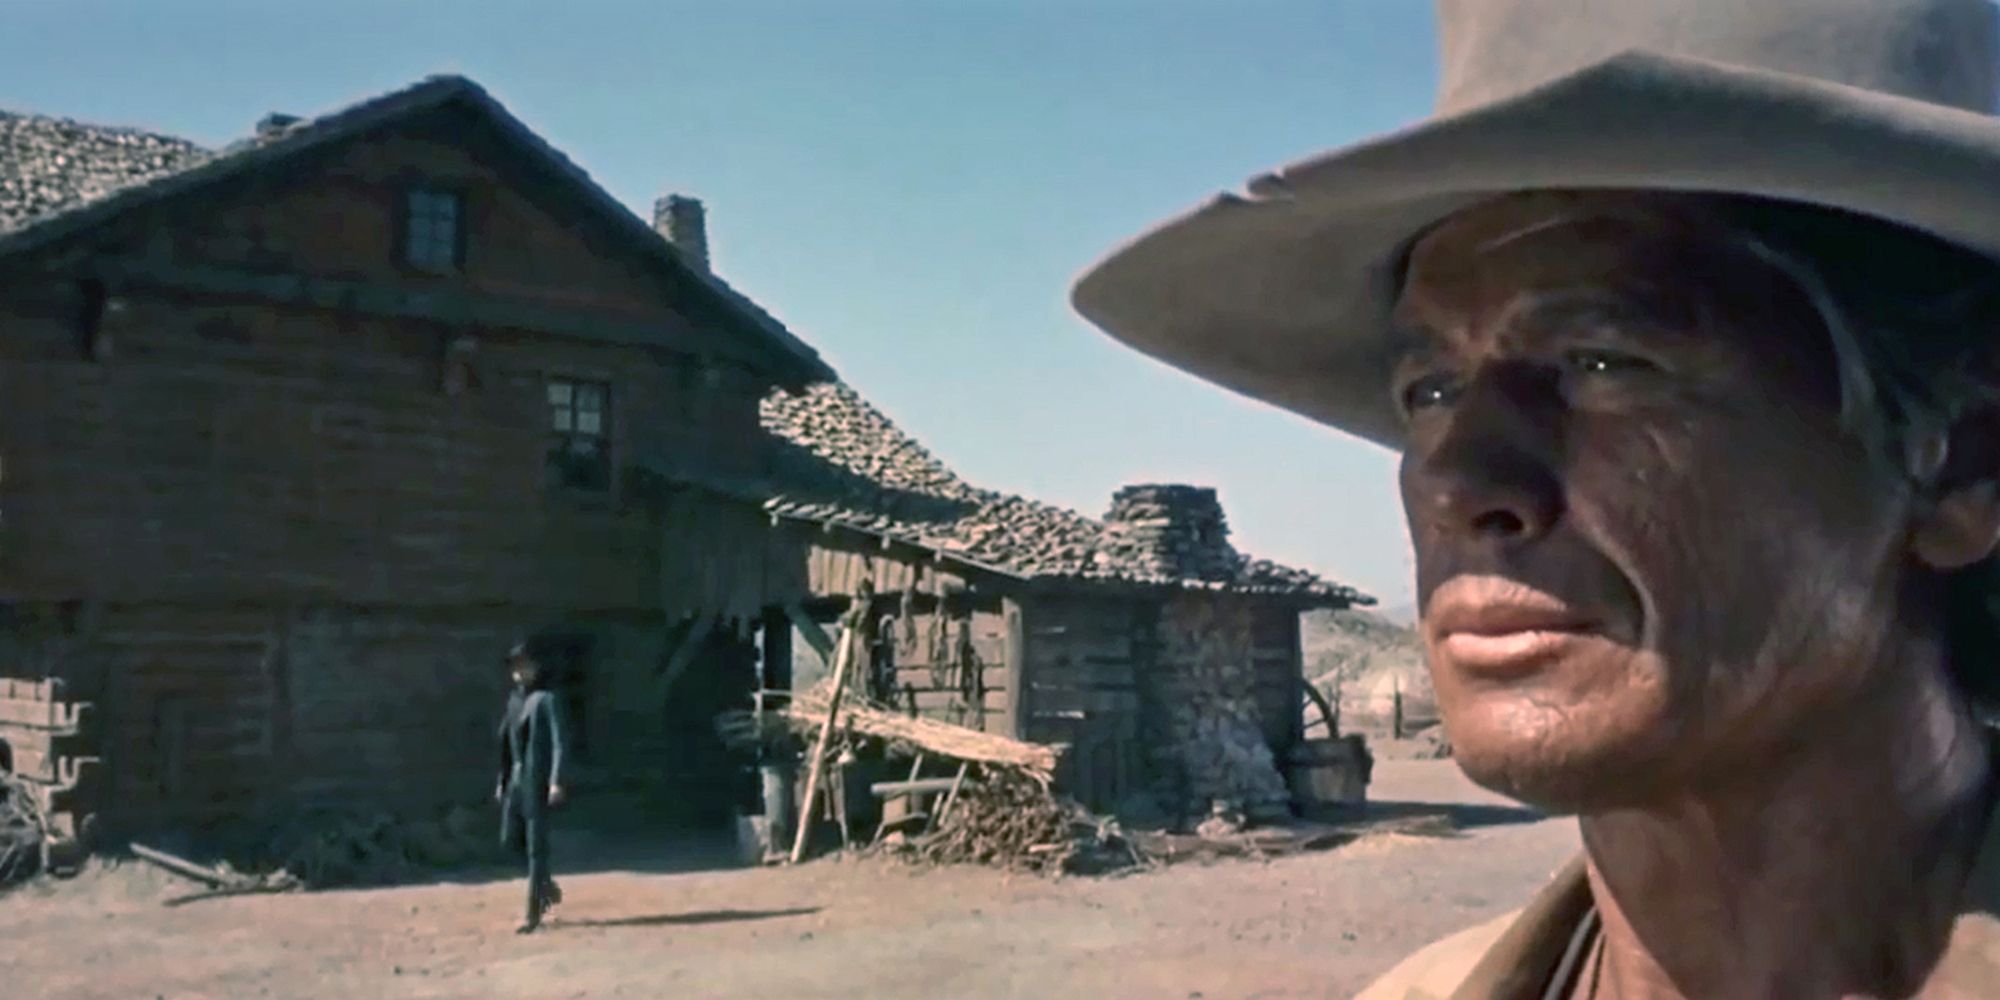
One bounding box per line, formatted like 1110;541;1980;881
1911;412;2000;570
1913;480;2000;569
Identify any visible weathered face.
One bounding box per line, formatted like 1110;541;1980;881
1391;191;1950;811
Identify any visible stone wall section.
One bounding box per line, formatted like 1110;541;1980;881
1148;594;1292;823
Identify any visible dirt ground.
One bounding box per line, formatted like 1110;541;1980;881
0;761;1578;1000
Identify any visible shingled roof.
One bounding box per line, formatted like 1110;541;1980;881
0;113;211;235
0;75;829;384
758;382;1368;604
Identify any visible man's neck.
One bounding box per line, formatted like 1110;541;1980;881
1578;663;1993;999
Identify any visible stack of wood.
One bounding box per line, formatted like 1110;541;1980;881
720;641;1106;869
0;771;47;887
892;769;1147;875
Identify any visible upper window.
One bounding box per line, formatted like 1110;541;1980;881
547;377;611;492
402;187;464;272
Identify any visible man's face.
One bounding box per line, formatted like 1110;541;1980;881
1392;191;1925;811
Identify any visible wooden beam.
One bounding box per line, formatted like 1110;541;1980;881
89;257;779;370
1002;597;1028;741
131;843;242;889
654;616;718;703
784;602;835;663
869;777;960;798
790;623;859;864
929;761;972;832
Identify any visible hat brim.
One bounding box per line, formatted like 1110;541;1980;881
1071;49;2000;451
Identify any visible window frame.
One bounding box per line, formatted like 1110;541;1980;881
397;183;468;274
544;375;614;494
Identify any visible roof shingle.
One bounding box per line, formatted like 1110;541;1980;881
0;110;211;234
759;382;1367;603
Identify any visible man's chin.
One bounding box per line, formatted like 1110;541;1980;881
1445;723;1673;815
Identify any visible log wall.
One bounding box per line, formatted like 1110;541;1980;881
0;108;805;832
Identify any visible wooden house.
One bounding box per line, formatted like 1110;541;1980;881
0;73;1368;848
0;76;832;841
746;384;1371;822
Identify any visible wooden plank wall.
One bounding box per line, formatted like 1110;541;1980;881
789;527;1013;730
1250;604;1307;756
1016;593;1149;812
876;592;1009;732
47;603;730;834
0;116;825;833
656;489;804;623
0;113;783;610
798;527;973;601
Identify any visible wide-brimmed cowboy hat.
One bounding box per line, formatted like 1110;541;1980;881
1070;0;2000;450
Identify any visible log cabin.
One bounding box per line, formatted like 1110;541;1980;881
0;75;832;842
746;383;1372;823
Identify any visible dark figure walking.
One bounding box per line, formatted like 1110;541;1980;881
496;642;567;933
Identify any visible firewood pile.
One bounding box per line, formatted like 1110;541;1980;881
258;804;503;889
719;675;1142;874
0;771;47;888
889;770;1148;875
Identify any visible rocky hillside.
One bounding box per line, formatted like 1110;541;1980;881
1302;607;1436;732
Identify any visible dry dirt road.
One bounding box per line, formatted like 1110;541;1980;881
0;761;1578;1000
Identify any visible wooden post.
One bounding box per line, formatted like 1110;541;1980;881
831;760;852;850
1392;676;1404;740
928;761;972;833
1002;597;1028;741
869;753;927;846
790;619;860;864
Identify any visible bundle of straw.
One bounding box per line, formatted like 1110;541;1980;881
781;686;1061;780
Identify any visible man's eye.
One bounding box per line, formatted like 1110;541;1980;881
1564;349;1657;375
1400;373;1459;413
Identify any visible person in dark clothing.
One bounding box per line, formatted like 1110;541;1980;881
496;641;567;934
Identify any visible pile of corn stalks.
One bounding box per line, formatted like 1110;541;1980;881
0;772;47;888
891;771;1149;876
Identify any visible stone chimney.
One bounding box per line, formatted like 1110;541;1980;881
653;194;710;272
255;113;301;139
1102;484;1239;581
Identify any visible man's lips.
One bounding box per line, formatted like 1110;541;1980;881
1425;576;1601;675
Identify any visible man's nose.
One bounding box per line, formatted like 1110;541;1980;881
1402;367;1564;545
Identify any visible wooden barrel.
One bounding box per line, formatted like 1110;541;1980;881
1286;736;1371;808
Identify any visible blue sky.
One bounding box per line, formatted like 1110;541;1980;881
2;0;1441;611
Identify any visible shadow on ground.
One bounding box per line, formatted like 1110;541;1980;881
554;906;821;930
134;795;756;905
1350;800;1546;830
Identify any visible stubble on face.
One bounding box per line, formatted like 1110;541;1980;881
1393;192;1919;812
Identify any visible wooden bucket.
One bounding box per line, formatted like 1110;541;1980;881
1286;736;1371;808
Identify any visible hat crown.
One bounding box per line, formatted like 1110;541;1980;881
1438;0;2000;115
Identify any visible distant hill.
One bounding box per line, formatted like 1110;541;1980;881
1301;607;1436;733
